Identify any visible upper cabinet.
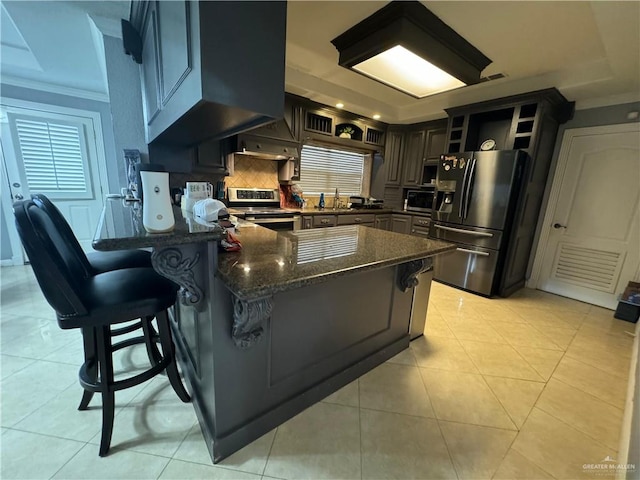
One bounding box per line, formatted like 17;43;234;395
284;94;387;151
132;1;287;146
382;120;447;187
444;88;574;155
383;130;405;186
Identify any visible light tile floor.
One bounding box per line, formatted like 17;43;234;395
0;265;636;480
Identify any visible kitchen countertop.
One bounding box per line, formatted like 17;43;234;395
218;222;454;300
92;197;226;251
93;198;453;300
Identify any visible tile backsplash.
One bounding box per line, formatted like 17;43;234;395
227;156;279;189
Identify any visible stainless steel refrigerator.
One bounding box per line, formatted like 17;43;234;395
428;150;528;296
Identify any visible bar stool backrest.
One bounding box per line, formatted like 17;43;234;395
31;193;94;277
13;199;89;317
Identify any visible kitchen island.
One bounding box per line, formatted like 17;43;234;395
93;198;455;463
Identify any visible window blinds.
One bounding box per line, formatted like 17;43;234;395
13;117;88;194
298;145;364;196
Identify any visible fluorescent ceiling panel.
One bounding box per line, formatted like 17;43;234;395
352;45;465;98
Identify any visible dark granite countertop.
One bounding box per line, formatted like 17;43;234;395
93;197;226;251
217;223;455;300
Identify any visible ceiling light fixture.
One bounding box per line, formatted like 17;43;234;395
336;103;344;109
373;114;381;120
331;1;491;99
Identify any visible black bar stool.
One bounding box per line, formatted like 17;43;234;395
31;194;151;274
13;198;190;456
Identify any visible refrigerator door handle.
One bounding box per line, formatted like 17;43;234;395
456;247;490;256
459;160;471;218
434;224;494;237
462;157;477;219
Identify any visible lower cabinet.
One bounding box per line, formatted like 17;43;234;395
338;213;375;227
411;217;430;237
375;214;391;231
313;215;337;228
301;213;390;230
391;214;412;235
301;216;313;229
391;213;431;237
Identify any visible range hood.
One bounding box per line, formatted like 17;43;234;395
229;119;300;160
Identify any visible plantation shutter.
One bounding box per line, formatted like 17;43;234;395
11;115;92;199
298;145;364;196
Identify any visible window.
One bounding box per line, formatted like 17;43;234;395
298;144;366;196
8;113;93;199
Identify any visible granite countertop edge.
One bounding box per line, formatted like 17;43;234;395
221;242;455;301
92;229;227;251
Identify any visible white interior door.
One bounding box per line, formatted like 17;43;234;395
1;99;108;254
535;123;640;309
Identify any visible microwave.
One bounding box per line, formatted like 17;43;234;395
406;188;436;213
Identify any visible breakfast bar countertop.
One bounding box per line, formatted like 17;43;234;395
92;197;226;251
219;222;455;300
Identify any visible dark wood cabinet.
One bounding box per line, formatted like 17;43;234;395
444;89;573;155
401;129;427;187
375;214;391;231
134;1;287;146
285;93;387;151
301;216;313;230
385;120;446;188
391;214;412;235
411;216;430;238
383;130;405;186
195;139;227;174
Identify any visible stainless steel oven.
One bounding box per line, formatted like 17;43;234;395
227;187;301;231
243;214;301;231
406;188;436;214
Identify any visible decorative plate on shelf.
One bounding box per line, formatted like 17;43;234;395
480;139;496;151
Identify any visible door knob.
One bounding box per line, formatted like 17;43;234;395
14;193;24;200
553;223;566;229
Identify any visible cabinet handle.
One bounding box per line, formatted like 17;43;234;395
355;218;361;222
416;220;429;225
321;219;330;224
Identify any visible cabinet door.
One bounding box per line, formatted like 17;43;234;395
384;130;404;186
157;1;192;106
391;215;412;235
375;214;391;231
411;217;431;238
141;2;161;131
402;129;426;186
425;128;447;159
313;215;337;228
301;216;313;229
195;139;226;173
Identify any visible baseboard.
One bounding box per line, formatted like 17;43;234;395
1;259;14;267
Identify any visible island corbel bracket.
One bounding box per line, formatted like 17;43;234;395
398;258;433;292
232;296;273;349
151;247;204;309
